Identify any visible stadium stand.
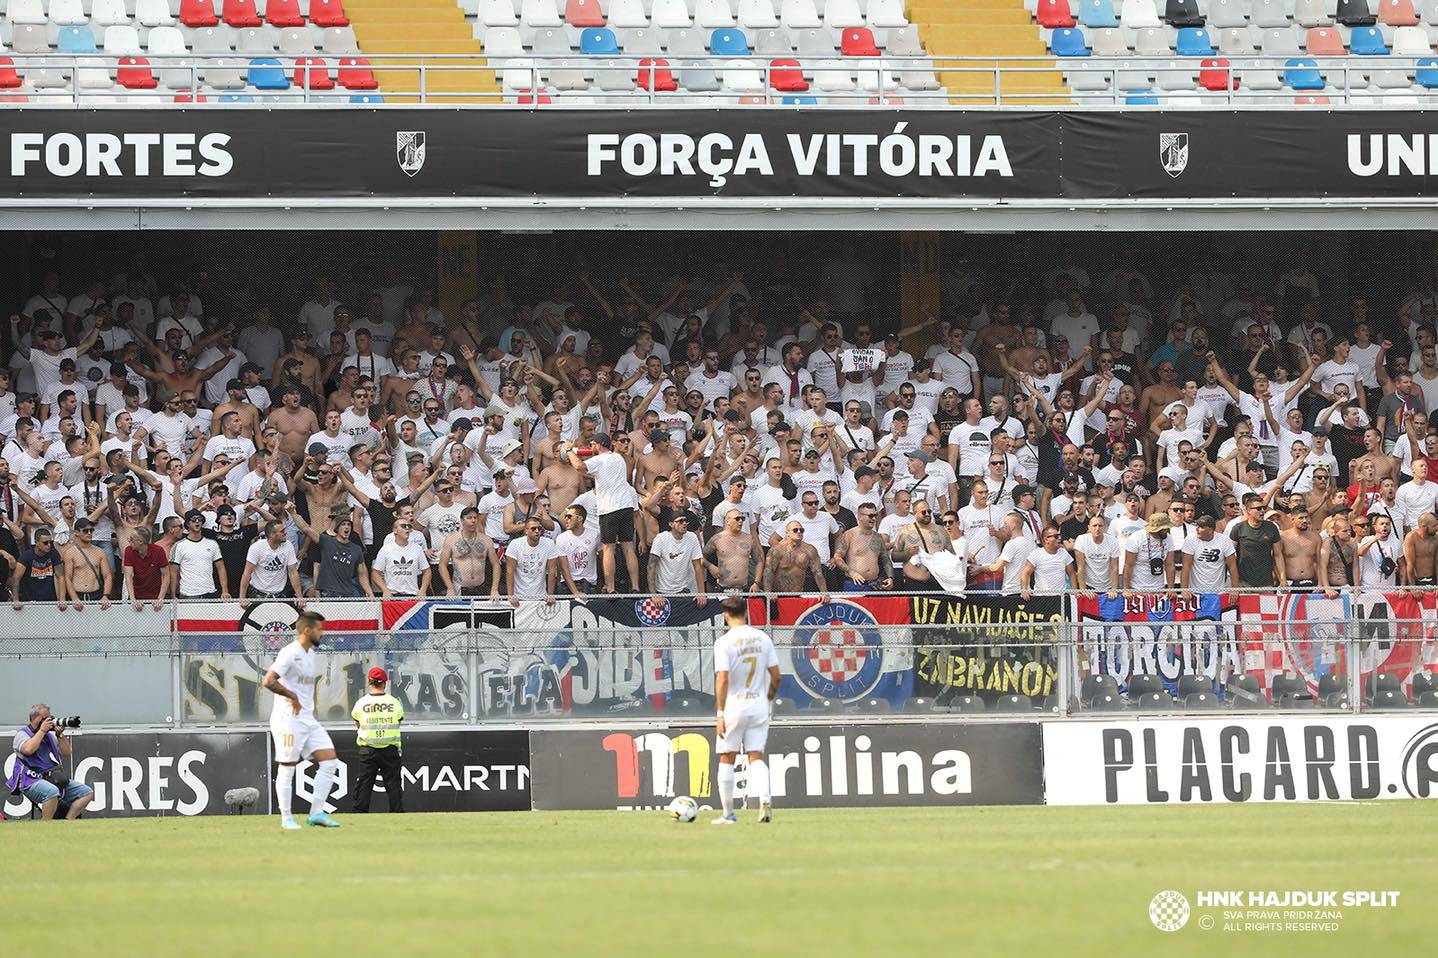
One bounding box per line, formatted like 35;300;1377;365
2;227;1438;714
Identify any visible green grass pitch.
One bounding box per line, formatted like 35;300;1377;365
17;802;1430;957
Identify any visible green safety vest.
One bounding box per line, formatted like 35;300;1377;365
351;693;404;748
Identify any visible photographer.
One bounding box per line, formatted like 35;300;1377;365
6;704;91;820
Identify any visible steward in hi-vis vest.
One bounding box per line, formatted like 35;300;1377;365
350;666;404;813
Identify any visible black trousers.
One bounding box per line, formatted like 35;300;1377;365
351;745;404;813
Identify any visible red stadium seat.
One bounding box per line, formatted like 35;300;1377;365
565;0;605;26
1305;27;1345;54
868;95;905;103
179;0;219;26
515;89;552;103
266;0;305;27
338;56;378;89
841;28;880;55
117;55;158;88
310;0;350;26
1037;0;1076;27
1198;57;1237;89
1380;0;1419;25
222;0;262;27
0;58;21;88
294;57;335;89
1294;93;1330;103
769;57;809;90
636;57;679;90
173;90;209;101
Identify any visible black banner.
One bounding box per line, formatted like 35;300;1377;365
293;729;531;815
1;731;269;818
529;722;1043;810
6;108;1435;201
909;594;1064;706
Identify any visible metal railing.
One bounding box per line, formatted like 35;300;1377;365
1;593;1434;726
2;51;1437;107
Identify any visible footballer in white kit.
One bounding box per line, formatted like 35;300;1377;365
262;610;342;829
712;596;781;825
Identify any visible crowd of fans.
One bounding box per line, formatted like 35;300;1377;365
4;240;1438;608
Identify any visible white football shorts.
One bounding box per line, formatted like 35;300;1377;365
718;711;770;754
270;713;334;763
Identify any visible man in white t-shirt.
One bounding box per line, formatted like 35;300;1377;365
371;517;430;596
712;596;781;825
1180;515;1237;594
1395;458;1438;536
569;434;640;593
647;513;706;597
169;509;226;598
506;516;557;603
554;501;601;593
240;520;301;599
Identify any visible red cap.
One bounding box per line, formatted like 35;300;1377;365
367;667;388;684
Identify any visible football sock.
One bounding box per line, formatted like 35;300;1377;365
276;764;295;819
312;759;340;815
749;759;771;804
718;763;735;816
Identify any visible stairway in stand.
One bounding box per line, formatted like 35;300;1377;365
911;0;1069;106
344;0;500;103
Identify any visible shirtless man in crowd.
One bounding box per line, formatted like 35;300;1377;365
836;502;894;591
535;441;585;515
763;520;829;601
438;505;501;597
62;519;112;608
268;387;321;464
703;508;762;592
890;500;953;589
1279;506;1322;589
1351;427;1400;487
1405;512;1438;587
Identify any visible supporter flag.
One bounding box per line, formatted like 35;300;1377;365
1074;592;1239;695
751;595;914;707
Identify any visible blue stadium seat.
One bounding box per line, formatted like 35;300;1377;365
1124;90;1160;103
1078;0;1119;27
782;94;818;103
57;25;97;53
579;27;620;54
247;57;291;90
1418;57;1438;87
1350;26;1389;54
350;93;385;102
219;94;257;101
709;28;751;54
1175;27;1214;55
1284;57;1325;89
1051;27;1090;56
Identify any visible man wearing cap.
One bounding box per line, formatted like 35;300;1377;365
567;433;641;594
1123;512;1178;594
351;667;405;813
170;509;228;600
8;315;101;398
60;517;112;607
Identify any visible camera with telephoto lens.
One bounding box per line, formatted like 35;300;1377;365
51;715;81;730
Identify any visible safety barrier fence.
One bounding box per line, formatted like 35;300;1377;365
2;590;1435;725
0;52;1434;107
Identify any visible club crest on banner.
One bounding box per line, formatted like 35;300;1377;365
1159;132;1188;178
791;600;885;702
396;131;426;176
635;597;672;626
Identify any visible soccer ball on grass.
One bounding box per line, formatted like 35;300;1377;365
667;796;698;822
